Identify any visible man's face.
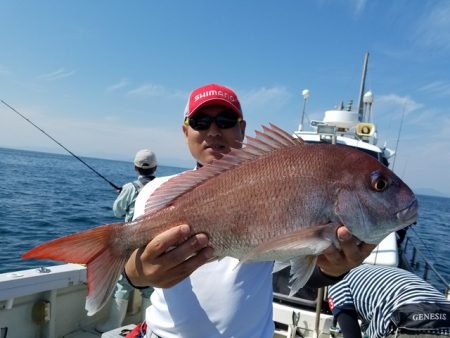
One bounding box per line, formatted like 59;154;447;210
182;105;246;165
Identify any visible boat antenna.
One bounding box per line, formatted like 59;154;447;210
1;99;121;191
298;89;310;131
357;52;369;122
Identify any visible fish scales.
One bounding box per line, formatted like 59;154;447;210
127;144;372;259
136;148;302;254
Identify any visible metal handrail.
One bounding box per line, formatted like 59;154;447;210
399;236;450;298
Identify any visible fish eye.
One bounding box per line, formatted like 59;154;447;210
370;171;390;192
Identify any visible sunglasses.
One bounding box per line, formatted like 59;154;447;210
185;111;242;131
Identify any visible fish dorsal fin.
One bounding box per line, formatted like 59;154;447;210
144;124;304;215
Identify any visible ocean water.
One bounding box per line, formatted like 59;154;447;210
0;147;449;290
0;147;187;273
400;194;450;292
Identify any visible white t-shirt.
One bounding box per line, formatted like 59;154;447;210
133;175;275;338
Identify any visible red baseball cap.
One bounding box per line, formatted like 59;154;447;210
184;83;243;119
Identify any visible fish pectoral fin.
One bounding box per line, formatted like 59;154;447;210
289;256;317;295
241;224;333;263
273;256;320;295
273;259;291;273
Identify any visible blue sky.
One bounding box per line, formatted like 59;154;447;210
1;1;449;195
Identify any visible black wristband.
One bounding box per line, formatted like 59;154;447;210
122;270;150;290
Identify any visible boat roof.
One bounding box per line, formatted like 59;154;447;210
293;131;383;154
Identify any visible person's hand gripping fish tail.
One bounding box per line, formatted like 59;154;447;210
125;224;214;289
22;221;213;316
22;221;131;315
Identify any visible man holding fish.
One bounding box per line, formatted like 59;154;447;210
24;83;417;337
123;84;391;337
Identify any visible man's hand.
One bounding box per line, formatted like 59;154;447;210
316;226;376;277
124;224;214;288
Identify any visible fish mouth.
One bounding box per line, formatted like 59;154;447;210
396;199;418;225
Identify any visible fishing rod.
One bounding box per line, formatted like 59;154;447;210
1;99;121;191
392;102;406;171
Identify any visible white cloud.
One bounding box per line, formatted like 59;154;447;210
415;1;450;50
127;84;168;97
241;86;292;111
106;78;130;92
0;64;10;76
352;0;368;16
0;105;191;167
65;119;189;165
369;91;450;194
373;93;450;145
374;94;422;119
37;68;76;81
126;84;187;100
419;81;450;98
397;136;450;194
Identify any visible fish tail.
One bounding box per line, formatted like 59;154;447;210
22;222;127;315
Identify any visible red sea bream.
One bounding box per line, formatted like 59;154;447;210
23;124;418;315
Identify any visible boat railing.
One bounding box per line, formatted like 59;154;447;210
399;236;450;299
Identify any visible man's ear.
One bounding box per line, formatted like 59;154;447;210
239;120;247;141
182;123;189;143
